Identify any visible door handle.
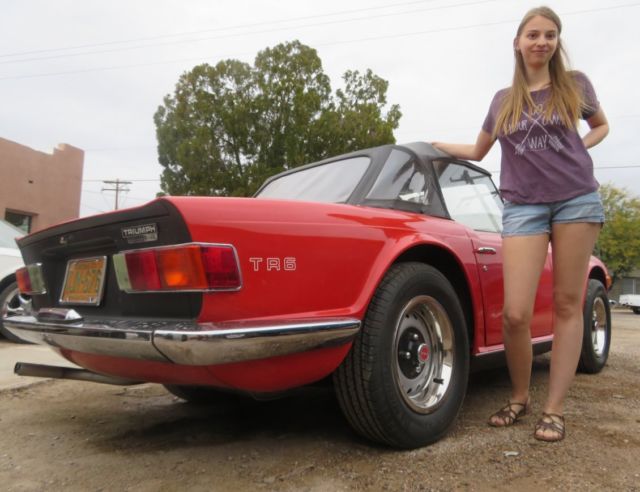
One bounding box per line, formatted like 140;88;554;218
474;247;497;255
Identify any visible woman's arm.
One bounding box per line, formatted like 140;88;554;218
583;107;609;149
432;129;495;161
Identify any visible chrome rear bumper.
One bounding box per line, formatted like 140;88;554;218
3;309;361;365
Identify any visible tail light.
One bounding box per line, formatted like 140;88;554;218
113;243;242;293
15;264;47;295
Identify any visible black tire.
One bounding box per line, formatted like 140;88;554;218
0;281;30;343
578;279;611;374
632;307;640;315
333;262;469;449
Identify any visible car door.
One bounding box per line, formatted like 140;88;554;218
434;160;553;346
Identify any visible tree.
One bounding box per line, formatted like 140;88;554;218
310;69;401;159
596;184;640;283
154;41;401;197
155;60;255;196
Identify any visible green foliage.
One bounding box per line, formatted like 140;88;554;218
154;41;401;197
596;184;640;282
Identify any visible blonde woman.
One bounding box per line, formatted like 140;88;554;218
433;6;609;442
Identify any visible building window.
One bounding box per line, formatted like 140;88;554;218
5;210;33;233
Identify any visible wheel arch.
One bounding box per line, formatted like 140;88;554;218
392;244;475;349
0;273;16;295
588;266;607;289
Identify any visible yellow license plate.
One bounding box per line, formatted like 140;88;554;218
60;256;107;305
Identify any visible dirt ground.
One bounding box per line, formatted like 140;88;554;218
0;311;638;492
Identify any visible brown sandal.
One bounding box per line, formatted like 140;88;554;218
534;412;565;442
488;399;530;427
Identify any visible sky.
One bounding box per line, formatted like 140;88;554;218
1;0;639;217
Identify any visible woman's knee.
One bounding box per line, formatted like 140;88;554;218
553;291;582;320
503;309;532;333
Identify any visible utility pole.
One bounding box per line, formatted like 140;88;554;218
102;179;132;210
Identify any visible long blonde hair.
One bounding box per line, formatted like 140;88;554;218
493;6;586;138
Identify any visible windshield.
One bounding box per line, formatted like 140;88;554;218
0;219;23;249
256;156;370;203
434;160;503;233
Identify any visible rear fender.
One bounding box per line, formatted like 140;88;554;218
168;197;480;326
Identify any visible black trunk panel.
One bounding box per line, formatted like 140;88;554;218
17;199;202;319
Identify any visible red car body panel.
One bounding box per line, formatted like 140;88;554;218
59;344;351;392
168;196;486;345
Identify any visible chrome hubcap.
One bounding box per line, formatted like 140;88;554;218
393;295;455;414
591;297;607;356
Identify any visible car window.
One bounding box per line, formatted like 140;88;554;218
366;149;434;207
256;156;370;203
0;219;23;248
434;161;503;233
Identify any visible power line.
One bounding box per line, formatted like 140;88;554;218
315;2;640;49
84;145;155;152
80;202;107;213
120;195;156;202
101;179;132;210
486;165;640;173
0;54;239;81
81;189;107;194
84;178;160;183
79;164;640;184
0;0;486;60
0;0;497;66
75;112;640;156
2;2;639;81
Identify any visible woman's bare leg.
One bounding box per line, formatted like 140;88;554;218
489;233;549;425
539;222;601;438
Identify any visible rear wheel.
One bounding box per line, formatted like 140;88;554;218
333;262;469;449
632;307;640;315
578;279;611;374
0;281;30;343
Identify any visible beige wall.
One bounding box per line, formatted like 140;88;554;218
0;137;84;232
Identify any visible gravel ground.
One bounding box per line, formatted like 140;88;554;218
0;310;638;491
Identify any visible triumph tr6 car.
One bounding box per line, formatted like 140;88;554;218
3;142;612;449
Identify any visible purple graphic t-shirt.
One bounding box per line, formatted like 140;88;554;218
482;71;600;204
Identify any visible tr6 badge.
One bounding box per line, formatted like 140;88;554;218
249;257;296;271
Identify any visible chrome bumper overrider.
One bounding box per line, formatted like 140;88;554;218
3;309;361;365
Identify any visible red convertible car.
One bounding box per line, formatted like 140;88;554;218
3;142;612;448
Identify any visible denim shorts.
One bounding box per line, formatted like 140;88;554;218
502;191;605;237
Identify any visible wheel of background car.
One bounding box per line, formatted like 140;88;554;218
633;307;640;315
578;279;612;374
163;384;242;405
0;281;31;343
333;262;469;449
